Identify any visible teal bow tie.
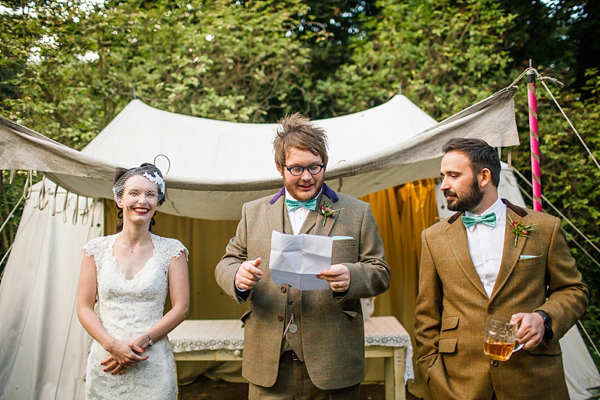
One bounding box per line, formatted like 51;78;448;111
285;198;318;212
462;213;497;228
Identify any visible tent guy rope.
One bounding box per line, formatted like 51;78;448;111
512;166;600;259
0;171;31;237
508;67;600;172
518;184;600;269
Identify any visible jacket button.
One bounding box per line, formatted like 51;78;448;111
281;286;287;293
288;300;293;305
488;307;494;314
491;360;499;367
277;316;283;322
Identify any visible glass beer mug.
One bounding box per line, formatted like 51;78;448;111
484;317;524;361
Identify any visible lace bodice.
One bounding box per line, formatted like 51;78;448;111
83;233;188;340
82;233;187;400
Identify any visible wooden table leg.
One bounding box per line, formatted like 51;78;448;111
384;354;394;400
394;347;406;400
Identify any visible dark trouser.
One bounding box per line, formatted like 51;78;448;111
248;356;361;400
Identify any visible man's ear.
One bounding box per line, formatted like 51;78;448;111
276;162;283;177
479;168;492;188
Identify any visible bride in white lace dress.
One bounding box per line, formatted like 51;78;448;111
77;164;189;400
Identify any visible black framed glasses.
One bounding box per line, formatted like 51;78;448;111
284;164;325;176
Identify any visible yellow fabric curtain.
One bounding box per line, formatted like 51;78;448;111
360;179;439;398
360;179;439;335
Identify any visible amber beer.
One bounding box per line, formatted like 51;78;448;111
484;339;516;361
484;317;523;361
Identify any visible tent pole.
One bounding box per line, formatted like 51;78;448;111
527;62;542;211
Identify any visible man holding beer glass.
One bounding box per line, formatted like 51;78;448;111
414;138;588;400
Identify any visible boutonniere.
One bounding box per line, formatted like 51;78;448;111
508;215;536;246
318;202;344;226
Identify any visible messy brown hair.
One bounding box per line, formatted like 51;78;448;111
273;113;328;169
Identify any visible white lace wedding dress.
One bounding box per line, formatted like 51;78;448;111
82;233;188;400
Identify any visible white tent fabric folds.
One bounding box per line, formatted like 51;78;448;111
1;88;519;220
0;187;102;400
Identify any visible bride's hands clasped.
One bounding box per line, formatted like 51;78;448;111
102;337;148;375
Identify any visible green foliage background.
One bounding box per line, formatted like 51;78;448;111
1;0;599;368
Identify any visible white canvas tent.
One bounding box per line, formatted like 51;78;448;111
0;88;518;219
0;88;598;399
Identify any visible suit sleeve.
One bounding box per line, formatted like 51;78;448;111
342;203;391;300
215;203;251;304
414;228;444;383
536;217;588;345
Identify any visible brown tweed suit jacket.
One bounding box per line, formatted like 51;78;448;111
215;185;390;390
414;200;588;400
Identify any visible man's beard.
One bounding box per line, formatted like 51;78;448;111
444;178;484;212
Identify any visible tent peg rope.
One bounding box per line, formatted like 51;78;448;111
578;320;600;359
517;183;600;360
0;241;14;278
517;184;600;268
2;178;100;275
0;170;30;237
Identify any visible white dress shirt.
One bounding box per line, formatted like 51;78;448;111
464;197;506;298
285;189;318;235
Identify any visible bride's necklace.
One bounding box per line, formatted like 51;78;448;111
121;235;150;253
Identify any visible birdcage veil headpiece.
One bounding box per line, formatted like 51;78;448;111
112;163;166;204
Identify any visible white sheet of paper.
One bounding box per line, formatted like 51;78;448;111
269;231;333;290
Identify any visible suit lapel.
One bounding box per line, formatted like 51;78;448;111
299;210;317;235
313;194;337;236
298;193;338;236
489;207;528;302
267;196;286;234
445;216;488;298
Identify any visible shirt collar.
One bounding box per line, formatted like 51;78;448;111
465;197;506;230
285;188;322;203
270;183;338;205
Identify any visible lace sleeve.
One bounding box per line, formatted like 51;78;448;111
152;236;189;274
168;239;189;261
159;238;188;261
82;236;107;268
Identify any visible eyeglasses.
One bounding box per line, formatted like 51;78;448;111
284;164;325;176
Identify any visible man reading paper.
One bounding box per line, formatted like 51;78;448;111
215;113;390;399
